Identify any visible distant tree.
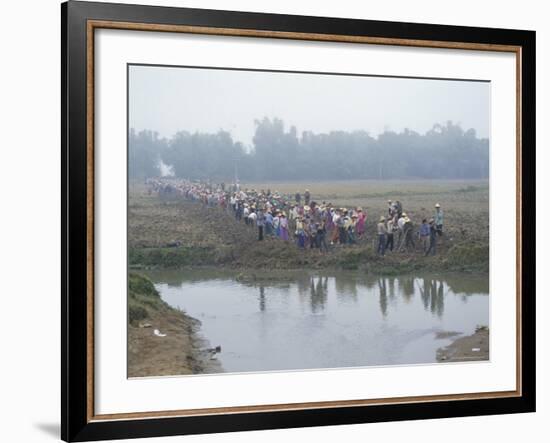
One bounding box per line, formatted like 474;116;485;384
160;130;246;181
128;119;489;181
128;129;166;179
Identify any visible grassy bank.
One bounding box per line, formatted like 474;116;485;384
128;273;219;377
128;181;489;274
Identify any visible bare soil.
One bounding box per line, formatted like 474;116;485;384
436;328;489;362
127;273;221;377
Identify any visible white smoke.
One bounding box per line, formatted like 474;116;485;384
158;159;175;177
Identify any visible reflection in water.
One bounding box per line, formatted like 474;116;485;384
401;277;415;303
379;279;388;318
147;269;489;320
418;279;446;318
309;277;328;313
259;285;266;312
144;269;489;372
388;278;396;302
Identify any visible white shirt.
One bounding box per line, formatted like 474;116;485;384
398;217;406;230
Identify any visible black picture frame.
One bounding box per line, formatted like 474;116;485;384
61;1;536;441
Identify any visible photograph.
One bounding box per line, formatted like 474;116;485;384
56;1;536;440
127;64;491;377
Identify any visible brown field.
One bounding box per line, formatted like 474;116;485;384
243;179;488;218
128;179;489;273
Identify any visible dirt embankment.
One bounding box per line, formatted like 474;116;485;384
436;327;489;362
128;273;221;377
128;186;489;274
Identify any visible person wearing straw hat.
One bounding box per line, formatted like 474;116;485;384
331;209;340;244
317;219;328;253
402;214;416;252
425;218;437;256
256;208;265;241
248;208;257;227
295;217;306;248
348;214;358;244
397;212;406;249
377;216;388;255
338;209;348;245
308;218;318;249
419;218;430;253
279;212;289;241
264;209;273;236
356;207;366;238
434;203;444;236
273;211;281;237
386;215;395;252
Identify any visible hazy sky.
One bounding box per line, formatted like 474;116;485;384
129;64;490;147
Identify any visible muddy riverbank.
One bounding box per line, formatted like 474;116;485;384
436;327;489;362
128;273;221;377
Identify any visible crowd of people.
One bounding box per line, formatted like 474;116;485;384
146;178;444;256
375;201;443;256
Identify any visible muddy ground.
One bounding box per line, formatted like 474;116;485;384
128;181;489;273
436;327;489;362
128;273;221;377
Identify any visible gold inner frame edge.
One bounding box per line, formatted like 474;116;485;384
85;19;523;423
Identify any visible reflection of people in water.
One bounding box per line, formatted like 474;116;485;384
334;274;359;299
401;277;414;302
388;277;396;301
259;285;266;312
309;276;328;313
436;281;445;317
417;278;445;317
378;278;388;317
296;274;311;296
419;278;430;310
430;280;438;314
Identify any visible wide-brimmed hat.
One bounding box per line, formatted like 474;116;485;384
435;203;441;208
379;216;386;222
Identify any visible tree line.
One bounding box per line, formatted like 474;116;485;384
129;117;489;181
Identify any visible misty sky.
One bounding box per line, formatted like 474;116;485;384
129;64;490;147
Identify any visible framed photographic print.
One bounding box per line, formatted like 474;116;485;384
61;1;536;441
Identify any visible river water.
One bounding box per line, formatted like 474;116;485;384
144;270;489;373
